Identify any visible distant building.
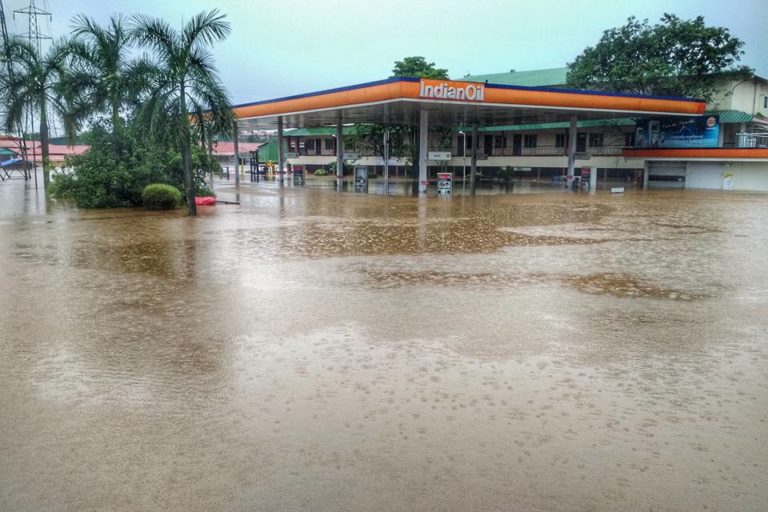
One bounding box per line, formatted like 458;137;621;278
0;136;89;165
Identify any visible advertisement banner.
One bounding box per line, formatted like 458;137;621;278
636;116;719;149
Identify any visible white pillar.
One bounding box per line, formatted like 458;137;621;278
336;113;343;191
418;109;429;196
589;166;597;193
233;121;240;188
567;115;577;189
470;124;478;195
277;116;285;185
383;131;390;196
643;161;650;190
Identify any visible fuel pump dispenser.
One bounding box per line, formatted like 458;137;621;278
355;166;368;192
293;165;305;186
437;172;453;196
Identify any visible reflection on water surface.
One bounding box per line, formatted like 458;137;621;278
1;177;766;512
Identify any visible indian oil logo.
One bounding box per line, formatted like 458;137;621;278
419;79;485;102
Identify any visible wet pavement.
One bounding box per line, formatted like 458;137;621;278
1;175;767;511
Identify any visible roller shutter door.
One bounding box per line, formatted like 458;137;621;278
648;161;686;189
686;162;725;189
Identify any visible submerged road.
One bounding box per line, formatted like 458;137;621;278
1;178;766;511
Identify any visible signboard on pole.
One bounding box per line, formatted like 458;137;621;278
428;151;452;161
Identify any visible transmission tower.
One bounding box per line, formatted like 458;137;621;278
1;0;30;179
13;0;51;54
9;1;53;184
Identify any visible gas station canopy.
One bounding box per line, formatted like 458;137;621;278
233;77;706;130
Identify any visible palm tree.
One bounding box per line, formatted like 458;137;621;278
0;37;77;192
131;10;233;216
65;14;148;140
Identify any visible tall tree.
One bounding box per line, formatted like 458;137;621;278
0;36;77;191
65;14;149;140
391;56;449;79
567;14;753;102
386;56;450;177
131;9;233;216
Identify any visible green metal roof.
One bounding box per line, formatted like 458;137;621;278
473;118;635;133
283;126;365;137
707;110;752;124
283;127;335;137
0;148;16;156
460;67;569;87
471;111;750;133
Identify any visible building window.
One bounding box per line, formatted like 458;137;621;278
324;138;334;150
555;134;566;148
624;132;636;147
576;133;587;152
305;139;315;152
457;135;473;156
764;96;768;109
494;135;505;148
523;134;537;148
588;133;603;147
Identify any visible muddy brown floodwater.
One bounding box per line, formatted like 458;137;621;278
1;178;767;512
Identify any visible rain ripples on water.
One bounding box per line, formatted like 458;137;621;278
1;180;766;512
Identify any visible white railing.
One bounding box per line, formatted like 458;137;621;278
736;132;768;148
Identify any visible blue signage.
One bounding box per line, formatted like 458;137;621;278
635;115;720;149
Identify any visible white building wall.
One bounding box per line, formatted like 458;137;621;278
729;162;768;191
686;162;725;189
710;78;768;116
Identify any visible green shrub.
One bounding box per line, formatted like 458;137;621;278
141;184;182;210
196;185;216;197
51;123;214;209
314;168;329;176
52;125;175;208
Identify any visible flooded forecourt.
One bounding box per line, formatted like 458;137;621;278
1;175;766;511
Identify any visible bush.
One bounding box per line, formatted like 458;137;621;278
196;185;216;197
141;184;182;210
51;123;213;209
314;168;329;176
52;125;175;208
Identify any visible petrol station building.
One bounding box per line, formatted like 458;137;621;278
232;73;768;193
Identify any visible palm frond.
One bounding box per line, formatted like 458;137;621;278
130;14;177;64
182;9;231;49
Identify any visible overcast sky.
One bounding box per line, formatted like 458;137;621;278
5;0;767;104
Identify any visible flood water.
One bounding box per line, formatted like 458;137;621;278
1;176;767;511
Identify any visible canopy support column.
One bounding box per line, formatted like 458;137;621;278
336;113;343;191
233;121;240;189
277;116;285;185
567;115;577;190
643;161;650;190
470;123;478;195
418;109;429;196
383;131;390;196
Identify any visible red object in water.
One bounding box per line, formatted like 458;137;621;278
194;196;216;206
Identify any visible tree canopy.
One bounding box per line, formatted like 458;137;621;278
391;56;448;79
566;14;753;102
129;9;233;215
1;37;78;191
0;10;233;212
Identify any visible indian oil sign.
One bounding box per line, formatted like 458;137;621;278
419;79;485;102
